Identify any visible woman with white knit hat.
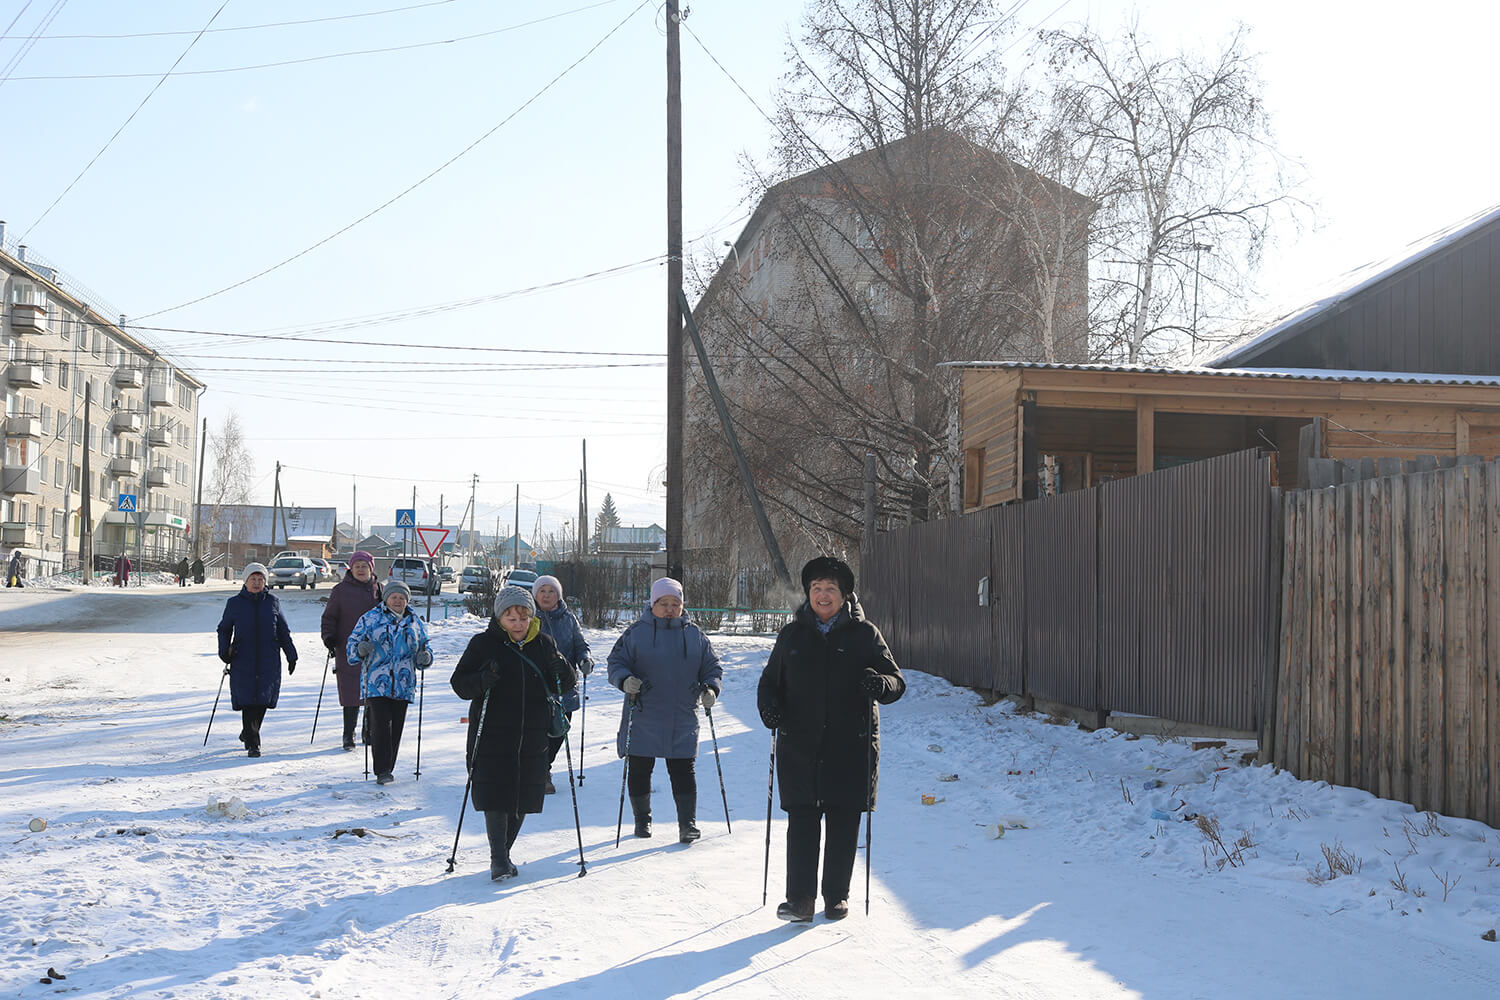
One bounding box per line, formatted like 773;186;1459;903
215;562;299;757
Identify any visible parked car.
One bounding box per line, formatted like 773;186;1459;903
326;560;348;578
457;565;492;594
503;569;537;591
269;556;319;590
388;557;440;595
309;557;331;583
439;565;456;582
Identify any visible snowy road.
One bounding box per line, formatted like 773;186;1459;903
3;584;1499;998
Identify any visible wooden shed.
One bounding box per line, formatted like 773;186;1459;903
957;361;1500;510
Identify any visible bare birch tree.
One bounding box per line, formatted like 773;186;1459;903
202;411;256;553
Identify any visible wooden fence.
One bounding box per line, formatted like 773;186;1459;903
1271;461;1500;827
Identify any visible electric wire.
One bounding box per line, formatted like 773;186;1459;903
131;0;654;322
19;1;231;241
0;0;460;40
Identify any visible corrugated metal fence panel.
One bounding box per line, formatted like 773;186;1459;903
1099;450;1271;731
859;536;908;670
987;501;1026;694
1024;487;1099;709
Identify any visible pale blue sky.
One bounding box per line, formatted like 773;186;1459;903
3;0;1495;539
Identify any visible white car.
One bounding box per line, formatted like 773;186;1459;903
503;569;537;591
269;556;319;590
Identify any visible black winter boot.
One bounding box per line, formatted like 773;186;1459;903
630;794;653;838
675;793;700;843
484;811;518;881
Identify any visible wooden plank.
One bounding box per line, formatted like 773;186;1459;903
1362;477;1384;797
1334;483;1352;787
1405;471;1425;810
1387;473;1406;802
1349;481;1367;791
1136;397;1155;476
1445;468;1470;818
1308;489;1328;781
1458;412;1472;457
1429;472;1447;815
1466;465;1486;822
1282;494;1305;773
1488;462;1500;828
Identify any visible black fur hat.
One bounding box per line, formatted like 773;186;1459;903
801;556;855;597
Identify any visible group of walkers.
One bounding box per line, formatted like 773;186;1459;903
211;551;904;921
174;557;206;586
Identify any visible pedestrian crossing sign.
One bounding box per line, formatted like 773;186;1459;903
117;494;138;513
396;508;416;527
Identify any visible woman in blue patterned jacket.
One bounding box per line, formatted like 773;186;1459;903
347;580;432;784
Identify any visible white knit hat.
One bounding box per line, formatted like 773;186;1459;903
242;562;268;582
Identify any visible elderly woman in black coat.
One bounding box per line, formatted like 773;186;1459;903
757;556;904;923
450;585;576;881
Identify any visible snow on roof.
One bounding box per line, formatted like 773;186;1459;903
1205;202;1500;367
946;359;1500;387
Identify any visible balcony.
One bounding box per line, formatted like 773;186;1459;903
147;467;171;488
111;411;143;434
1;521;39;546
148;392;171;408
6;363;43;389
1;465;41;495
147;426;173;448
8;302;49;336
5;414;41;439
108;455;141;478
112;367;144;390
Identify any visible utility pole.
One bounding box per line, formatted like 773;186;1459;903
60;316;82;572
664;0;685;581
582;440;589;557
469;474;478;565
79;394;92;583
352;478;358;543
270;461;281;550
409;485;416;560
513;484;520;568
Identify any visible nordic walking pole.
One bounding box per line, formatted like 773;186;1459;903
413;662;426;779
561;690;587;877
446;688;492;873
310;650;332;744
577;672;587;785
204;666;229;747
614;694;638;849
705;705;731;832
865;695;874;916
762;722;774;911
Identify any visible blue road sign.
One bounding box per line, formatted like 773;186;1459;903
117;493;138;513
396;508;416;527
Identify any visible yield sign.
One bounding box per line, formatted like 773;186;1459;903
416;526;450;559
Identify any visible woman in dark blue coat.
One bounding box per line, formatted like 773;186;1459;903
216;562;298;757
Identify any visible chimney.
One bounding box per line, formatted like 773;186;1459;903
0;220;6;246
17;244;27;263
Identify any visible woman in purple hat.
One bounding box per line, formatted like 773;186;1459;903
320;551;383;750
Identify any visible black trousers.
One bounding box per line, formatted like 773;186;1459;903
342;705;360;742
239;705;269;749
367;696;409;776
626;755;696;799
786;806;862;905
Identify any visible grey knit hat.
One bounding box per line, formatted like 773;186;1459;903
493;584;535;618
384;580;412;605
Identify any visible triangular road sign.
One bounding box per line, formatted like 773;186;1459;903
416;526;450;559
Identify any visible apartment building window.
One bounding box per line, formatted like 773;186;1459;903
54;458;64;487
71;465;80;492
55;414;67;441
41;354;52;383
92;331;103;356
58;361;69;390
40;404;51;434
51;510;63;538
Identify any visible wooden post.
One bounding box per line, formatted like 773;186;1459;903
1135;397;1155;477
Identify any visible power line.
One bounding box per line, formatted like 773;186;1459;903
132;0;654;322
0;0;66;91
3;1;628;81
19;1;231;241
0;0;460;40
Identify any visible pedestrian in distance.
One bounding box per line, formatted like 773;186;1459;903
113;553;131;587
449;585;577;881
533;574;591;793
346;580;432;785
320;551;383;751
175;556;190;587
757;556;905;923
6;549;24;587
608;577;722;845
216;562;299;757
191;556;205;584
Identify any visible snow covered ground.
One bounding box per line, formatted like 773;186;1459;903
3;583;1500;999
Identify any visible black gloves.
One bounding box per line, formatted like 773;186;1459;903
287;660;297;675
324;639;338;655
860;668;885;698
760;703;781;729
223;665;231;676
219;646;235;665
480;660;502;690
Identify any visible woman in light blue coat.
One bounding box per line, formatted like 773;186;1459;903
534;574;591;792
347;580;432;784
607;577;721;844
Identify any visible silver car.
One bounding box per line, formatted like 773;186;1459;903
269;556;319;590
388;557;440;595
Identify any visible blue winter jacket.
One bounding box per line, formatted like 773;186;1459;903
347;603;430;703
538;599;589;711
217;586;298;710
608;609;722;759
